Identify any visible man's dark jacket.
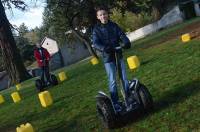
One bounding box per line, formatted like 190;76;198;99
92;20;131;63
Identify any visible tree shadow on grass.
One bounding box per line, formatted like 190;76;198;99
140;58;156;66
114;79;200;129
154;79;200;112
2;80;199;131
55;79;200;130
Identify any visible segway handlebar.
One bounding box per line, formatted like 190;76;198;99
92;44;122;52
115;46;122;50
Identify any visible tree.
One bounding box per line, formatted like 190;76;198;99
153;0;176;16
14;23;35;65
42;0;155;55
24;29;40;44
0;0;31;84
42;0;107;58
42;0;175;60
42;0;126;58
15;35;34;62
18;22;28;37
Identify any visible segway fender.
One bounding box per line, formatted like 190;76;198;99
96;91;119;113
129;78;140;91
96;91;111;102
96;91;118;128
129;78;144;106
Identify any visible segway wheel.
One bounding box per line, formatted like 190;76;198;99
137;84;153;111
50;74;58;85
97;101;117;129
35;79;44;92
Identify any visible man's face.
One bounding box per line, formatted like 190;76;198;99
97;10;109;24
36;43;41;48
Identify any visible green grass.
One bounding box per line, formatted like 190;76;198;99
0;18;200;132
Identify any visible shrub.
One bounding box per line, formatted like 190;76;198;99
110;8;154;32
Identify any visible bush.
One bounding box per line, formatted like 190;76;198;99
110;8;154;32
15;36;35;65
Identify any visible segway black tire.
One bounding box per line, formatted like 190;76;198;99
35;79;44;92
96;101;116;129
138;84;153;111
50;74;58;85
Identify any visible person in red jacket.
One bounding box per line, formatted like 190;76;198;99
34;43;51;84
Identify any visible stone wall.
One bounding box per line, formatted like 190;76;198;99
60;41;90;66
48;40;90;71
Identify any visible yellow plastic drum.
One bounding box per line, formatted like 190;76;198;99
0;95;5;104
127;56;140;70
16;123;34;132
90;57;99;65
181;33;191;43
38;91;53;107
11;92;21;103
58;72;67;82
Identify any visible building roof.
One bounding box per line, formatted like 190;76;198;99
178;0;200;4
40;37;57;45
193;0;200;3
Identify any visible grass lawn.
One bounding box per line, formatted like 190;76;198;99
0;18;200;132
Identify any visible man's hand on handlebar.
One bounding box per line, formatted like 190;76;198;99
104;45;114;53
122;42;131;49
40;59;50;62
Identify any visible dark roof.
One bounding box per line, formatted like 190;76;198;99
193;0;200;3
40;37;56;45
178;0;200;4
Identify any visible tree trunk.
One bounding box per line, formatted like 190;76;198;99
71;29;98;59
0;1;31;84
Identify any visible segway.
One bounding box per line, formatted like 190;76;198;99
96;46;153;129
35;59;58;92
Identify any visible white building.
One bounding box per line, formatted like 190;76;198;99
41;37;59;55
40;37;90;70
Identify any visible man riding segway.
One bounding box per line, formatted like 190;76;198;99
93;6;133;112
34;43;51;85
34;43;58;92
93;6;153;128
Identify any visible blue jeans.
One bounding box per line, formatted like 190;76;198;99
104;59;129;105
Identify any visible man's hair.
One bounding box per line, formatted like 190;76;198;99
95;6;109;14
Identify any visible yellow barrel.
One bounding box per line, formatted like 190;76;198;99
0;95;5;104
90;57;99;65
38;91;53;107
11;92;21;103
16;83;22;91
16;123;34;132
58;72;67;82
181;33;191;43
127;56;140;70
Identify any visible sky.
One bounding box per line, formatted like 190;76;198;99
5;1;46;29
